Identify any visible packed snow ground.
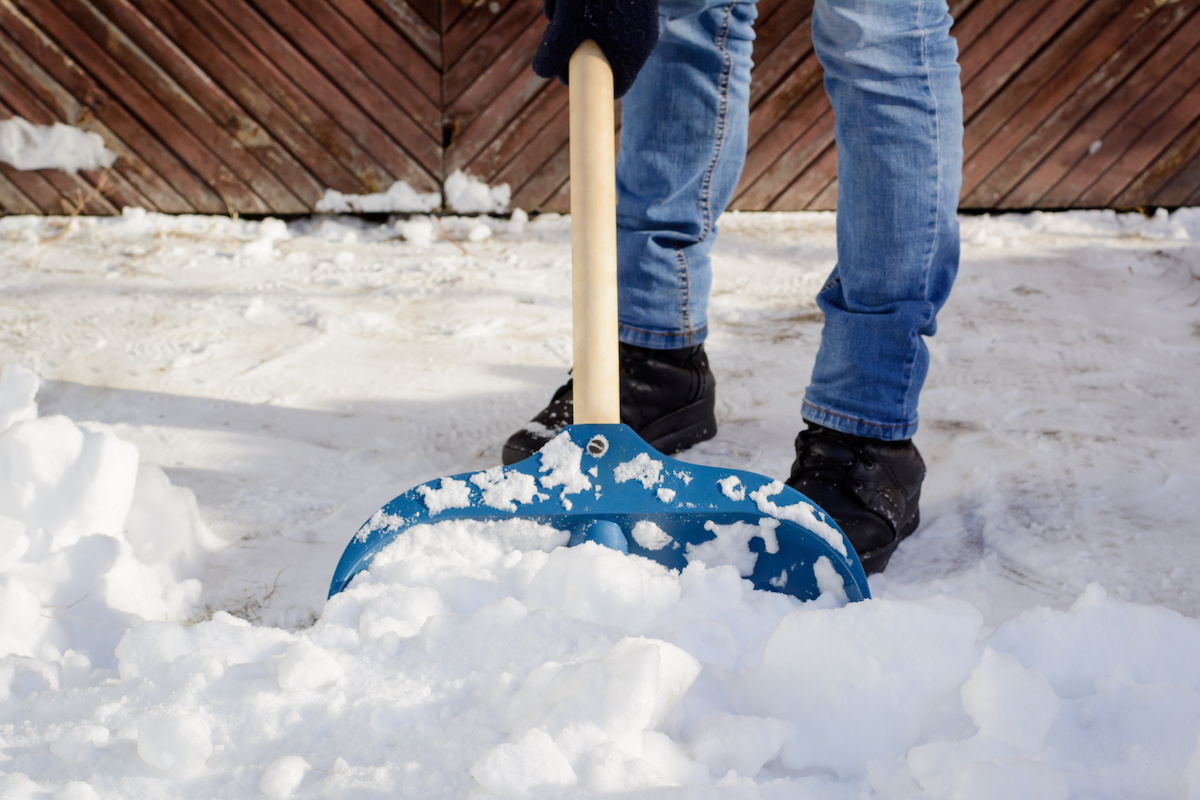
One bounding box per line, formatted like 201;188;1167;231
1;207;1198;798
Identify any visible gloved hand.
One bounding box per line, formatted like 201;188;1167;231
532;0;660;98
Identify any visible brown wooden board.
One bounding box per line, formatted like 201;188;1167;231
444;0;520;70
0;168;42;214
770;141;837;211
962;0;1133;202
0;86;115;214
442;0;543;107
364;0;441;67
973;2;1197;208
750;0;813;105
748;16;815;112
324;0;441;101
491;97;569;198
735;85;832;210
1009;10;1200;208
84;0;321;210
120;0;363;201
0;50;152;212
1114;102;1200;208
3;0;1200;215
243;0;442;179
133;0;405;194
26;0;278;214
1078;74;1200;207
49;0;298;214
521;148;570;213
0;7;201;212
958;0;1056;96
461;81;566;181
205;0;438;188
443;22;547;172
1151;123;1200;206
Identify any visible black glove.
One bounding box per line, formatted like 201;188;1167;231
532;0;660;99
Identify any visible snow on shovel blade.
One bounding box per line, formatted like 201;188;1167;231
329;424;871;603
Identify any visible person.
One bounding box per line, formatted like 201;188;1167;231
504;0;964;574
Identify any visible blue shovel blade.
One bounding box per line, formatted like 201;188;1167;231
329;424;870;603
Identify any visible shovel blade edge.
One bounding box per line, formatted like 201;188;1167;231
330;424;870;602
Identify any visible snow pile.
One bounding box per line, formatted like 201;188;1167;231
0;365;222;670
0;206;1198;797
5;509;1200;797
0;117;117;173
313;172;513;215
316;181;442;214
445;169;511;214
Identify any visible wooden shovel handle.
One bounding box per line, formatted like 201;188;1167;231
568;41;620;425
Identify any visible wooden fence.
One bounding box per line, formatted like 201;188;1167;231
1;0;1198;216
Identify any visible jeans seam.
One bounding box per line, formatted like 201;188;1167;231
697;0;735;242
675;248;692;332
904;0;940;422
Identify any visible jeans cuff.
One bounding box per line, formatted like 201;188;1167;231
801;399;918;441
618;324;708;350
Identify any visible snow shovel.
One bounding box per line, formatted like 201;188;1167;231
329;42;871;603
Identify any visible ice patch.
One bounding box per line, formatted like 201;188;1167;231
315;181;441;214
0;117;116;173
687;518;780;577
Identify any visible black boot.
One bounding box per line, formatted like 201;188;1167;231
501;342;717;465
785;422;924;575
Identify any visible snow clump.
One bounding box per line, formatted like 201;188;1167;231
316;181;441;214
0;117;117;173
0;365;222;669
444;169;510;214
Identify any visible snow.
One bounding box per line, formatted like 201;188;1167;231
1;206;1199;797
315;182;442;215
0;117;117;174
631;520;672;551
444;169;511;214
614;451;664;488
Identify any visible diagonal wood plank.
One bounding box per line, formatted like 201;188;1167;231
84;0;322;210
248;0;442;158
51;0;302;214
975;1;1197;208
963;0;1132;201
365;0;441;67
1009;8;1200;208
0;2;205;212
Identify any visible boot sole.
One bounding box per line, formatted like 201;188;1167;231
856;508;920;575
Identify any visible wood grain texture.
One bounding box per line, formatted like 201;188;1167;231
1;0;1197;215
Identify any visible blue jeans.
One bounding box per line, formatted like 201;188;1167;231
616;0;963;441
